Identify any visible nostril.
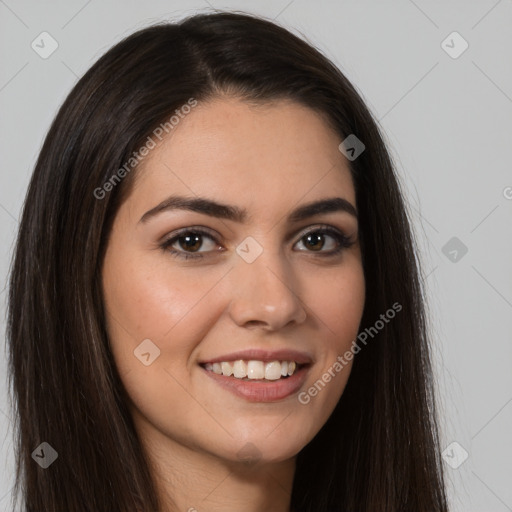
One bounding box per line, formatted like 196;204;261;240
245;320;267;328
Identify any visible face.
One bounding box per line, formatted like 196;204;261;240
102;97;365;466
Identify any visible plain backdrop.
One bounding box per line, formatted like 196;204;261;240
1;1;511;510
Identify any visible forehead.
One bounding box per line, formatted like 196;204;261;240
130;97;355;219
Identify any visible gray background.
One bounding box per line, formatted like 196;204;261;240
1;1;511;510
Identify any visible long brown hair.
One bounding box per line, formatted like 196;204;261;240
7;11;448;511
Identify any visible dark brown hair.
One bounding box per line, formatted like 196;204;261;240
7;11;448;511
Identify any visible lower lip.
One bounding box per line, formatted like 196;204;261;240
200;365;310;402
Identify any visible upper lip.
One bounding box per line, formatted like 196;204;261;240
199;349;313;365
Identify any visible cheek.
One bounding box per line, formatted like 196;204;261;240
306;260;366;347
104;250;218;334
294;262;365;421
101;247;229;377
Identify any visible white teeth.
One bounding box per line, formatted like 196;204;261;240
203;359;300;380
247;360;264;379
233;360;248;378
221;361;234;377
264;361;282;380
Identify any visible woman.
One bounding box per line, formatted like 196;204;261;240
7;11;448;512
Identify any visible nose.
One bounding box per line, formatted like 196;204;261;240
227;248;307;331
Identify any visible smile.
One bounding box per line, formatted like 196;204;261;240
200;360;310;402
203;359;299;380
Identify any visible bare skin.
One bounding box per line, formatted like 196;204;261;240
102;97;365;512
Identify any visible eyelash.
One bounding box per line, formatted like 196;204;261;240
159;225;355;261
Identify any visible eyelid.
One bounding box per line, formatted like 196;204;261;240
291;223;351;243
159;225;219;243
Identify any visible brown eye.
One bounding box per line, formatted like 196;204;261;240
177;234;203;252
294;226;354;256
302;233;327;251
160;228;222;260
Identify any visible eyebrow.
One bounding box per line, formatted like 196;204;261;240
139;195;358;224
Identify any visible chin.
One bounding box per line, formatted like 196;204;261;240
211;430;309;466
